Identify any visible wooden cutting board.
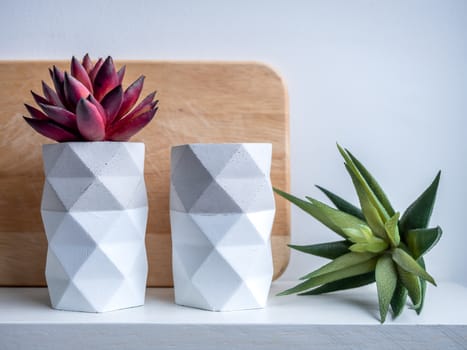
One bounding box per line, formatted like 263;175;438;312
0;61;290;287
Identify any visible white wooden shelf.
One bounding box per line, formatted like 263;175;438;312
1;281;466;349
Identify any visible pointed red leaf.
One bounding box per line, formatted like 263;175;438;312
109;107;157;141
39;103;77;129
24;104;48;120
76;98;106;141
51;66;67;106
41;81;64;107
64;72;91;110
117;91;156;123
23;117;79;142
71;56;93;92
93;56;119;101
117;75;145;118
31;91;49;107
117;65;126;84
101;85;123;124
82;53;93;73
89;57;104;82
86;94;107;122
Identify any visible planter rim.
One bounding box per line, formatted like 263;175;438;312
42;141;145;151
42;141;144;146
172;142;271;149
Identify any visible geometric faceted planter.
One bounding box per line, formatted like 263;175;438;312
170;143;276;311
41;142;148;313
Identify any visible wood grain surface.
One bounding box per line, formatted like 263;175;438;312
0;61;290;286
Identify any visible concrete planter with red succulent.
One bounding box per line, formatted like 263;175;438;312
23;55;158;312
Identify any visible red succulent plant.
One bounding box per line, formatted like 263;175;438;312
23;54;158;142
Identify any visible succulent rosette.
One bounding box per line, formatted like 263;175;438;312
274;144;442;323
23;54;158;141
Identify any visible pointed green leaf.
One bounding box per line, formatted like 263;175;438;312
406;227;442;260
278;258;378;296
415;257;427;315
288;241;351;259
392;248;436;285
300;252;376;280
365;239;389;253
397;265;421;307
349;243;369;253
345;164;387;239
375;255;398;323
384;212;401;248
315;185;365;220
299;272;375;295
337;144;390;223
390;280;408;319
349;240;388;254
359;225;374;240
416;277;427;315
274;188;367;238
341;226;372;243
399;171;441;239
347;149;395;217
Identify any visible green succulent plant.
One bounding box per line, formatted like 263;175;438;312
274;144;442;323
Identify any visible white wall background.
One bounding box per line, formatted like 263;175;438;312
1;0;466;285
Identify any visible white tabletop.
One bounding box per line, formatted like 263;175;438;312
1;281;466;325
1;281;466;350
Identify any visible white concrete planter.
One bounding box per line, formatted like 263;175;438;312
41;142;149;313
170;143;276;311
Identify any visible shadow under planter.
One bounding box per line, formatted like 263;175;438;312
41;142;148;313
170;143;276;311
